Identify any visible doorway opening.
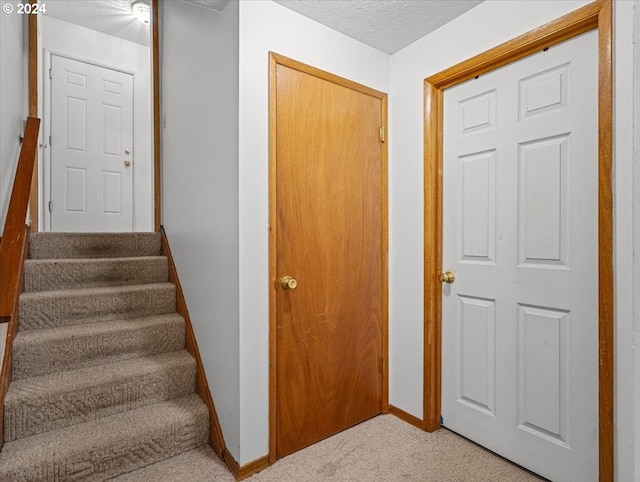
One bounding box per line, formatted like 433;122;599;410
28;0;161;232
423;0;613;480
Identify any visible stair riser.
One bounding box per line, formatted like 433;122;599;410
13;319;186;379
29;232;161;259
24;258;169;292
19;285;176;330
0;396;209;482
5;359;196;442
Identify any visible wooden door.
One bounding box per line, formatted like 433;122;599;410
271;54;387;459
50;55;134;232
441;31;598;481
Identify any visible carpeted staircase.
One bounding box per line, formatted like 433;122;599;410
0;232;214;481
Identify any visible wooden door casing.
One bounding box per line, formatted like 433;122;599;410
423;1;613;480
29;1;162;232
269;53;388;460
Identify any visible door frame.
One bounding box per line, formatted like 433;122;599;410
27;0;162;232
268;52;389;463
423;0;613;480
43;52;136;232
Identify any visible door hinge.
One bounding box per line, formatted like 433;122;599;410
49;135;52;146
379;126;385;143
379;357;386;376
49;68;52;79
48;201;52;212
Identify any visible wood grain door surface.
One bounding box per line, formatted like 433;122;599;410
274;60;386;459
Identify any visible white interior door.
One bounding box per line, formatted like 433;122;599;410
441;31;598;482
50;55;134;232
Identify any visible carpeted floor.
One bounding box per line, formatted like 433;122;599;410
0;233;546;481
113;414;545;481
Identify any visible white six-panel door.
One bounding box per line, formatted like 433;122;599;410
441;31;598;482
50;55;134;232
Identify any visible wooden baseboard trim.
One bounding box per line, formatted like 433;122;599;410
223;450;240;478
224;451;270;481
389;405;425;431
239;455;270;480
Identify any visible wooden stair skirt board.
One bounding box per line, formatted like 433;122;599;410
162;227;272;481
0;230;233;481
160;227;225;458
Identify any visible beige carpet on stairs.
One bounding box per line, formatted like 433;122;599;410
111;415;545;482
0;232;211;481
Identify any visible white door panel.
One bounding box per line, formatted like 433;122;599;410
442;31;598;482
50;55;133;232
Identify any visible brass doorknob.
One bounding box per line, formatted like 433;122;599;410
440;271;456;284
124;160;131;167
281;276;298;290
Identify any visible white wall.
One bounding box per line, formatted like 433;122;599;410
159;0;638;475
634;2;640;478
40;16;153;232
389;0;638;480
161;0;241;459
237;0;389;464
614;2;637;479
0;10;27;232
0;7;27;378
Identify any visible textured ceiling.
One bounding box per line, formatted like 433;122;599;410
273;0;484;54
43;0;151;46
178;0;230;11
43;0;484;55
43;1;228;46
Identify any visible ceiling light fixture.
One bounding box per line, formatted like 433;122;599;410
132;1;151;25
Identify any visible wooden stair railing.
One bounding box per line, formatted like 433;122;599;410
0;116;41;450
0;116;40;319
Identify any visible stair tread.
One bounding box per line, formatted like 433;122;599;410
29;232;161;259
20;281;175;300
5;350;196;442
109;445;229;482
0;394;209;481
7;349;194;402
25;255;167;265
19;282;176;331
12;313;186;380
24;257;170;292
15;312;184;343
